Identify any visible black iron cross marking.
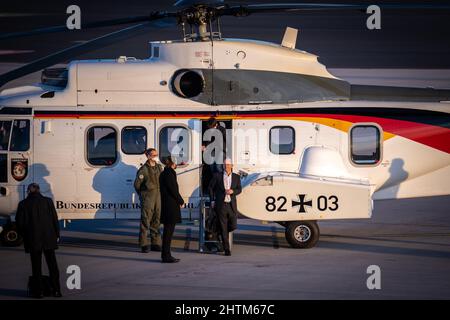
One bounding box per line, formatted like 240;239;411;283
292;194;313;213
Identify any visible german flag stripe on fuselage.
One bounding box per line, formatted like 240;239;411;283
32;107;450;154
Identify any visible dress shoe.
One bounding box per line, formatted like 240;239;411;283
141;246;149;253
53;291;63;298
161;257;180;263
224;250;231;256
150;244;162;252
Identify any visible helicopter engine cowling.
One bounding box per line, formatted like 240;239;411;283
171;70;204;98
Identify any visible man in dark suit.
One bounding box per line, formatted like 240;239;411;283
208;158;242;256
15;183;62;298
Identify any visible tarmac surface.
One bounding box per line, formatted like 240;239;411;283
0;195;450;300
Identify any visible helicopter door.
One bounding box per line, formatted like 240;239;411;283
0;118;33;215
156;119;202;221
200;119;232;192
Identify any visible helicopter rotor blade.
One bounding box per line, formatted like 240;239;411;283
174;0;224;7
219;3;450;16
0;17;177;88
3;2;447;41
0;12;176;41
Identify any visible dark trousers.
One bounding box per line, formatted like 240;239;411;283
162;223;176;260
30;249;61;292
217;202;236;252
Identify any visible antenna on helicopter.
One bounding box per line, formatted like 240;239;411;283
281;27;298;49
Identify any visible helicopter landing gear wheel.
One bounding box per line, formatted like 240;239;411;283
1;221;23;247
285;221;319;249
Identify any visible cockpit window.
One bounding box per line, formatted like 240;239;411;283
10;119;30;151
0;154;6;183
153;46;160;58
0;121;12;151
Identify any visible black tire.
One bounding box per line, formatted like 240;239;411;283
1;222;23;247
285;221;319;249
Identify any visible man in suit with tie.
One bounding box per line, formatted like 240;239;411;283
208;158;242;256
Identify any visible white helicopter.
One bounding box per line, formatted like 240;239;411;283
0;0;449;249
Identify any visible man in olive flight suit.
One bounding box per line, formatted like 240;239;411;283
134;148;163;253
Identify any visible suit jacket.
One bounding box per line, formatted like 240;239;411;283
159;166;185;225
208;172;242;215
15;193;60;253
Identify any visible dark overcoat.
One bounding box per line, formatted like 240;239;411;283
15;193;60;253
159;166;185;224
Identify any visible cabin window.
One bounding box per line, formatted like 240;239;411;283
159;126;189;166
121;126;147;155
350;125;381;165
10;119;30;151
0;121;12;151
270;126;295;155
87;126;117;166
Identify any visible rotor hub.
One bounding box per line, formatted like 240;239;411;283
178;5;218;26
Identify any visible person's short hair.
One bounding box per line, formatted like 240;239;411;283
145;148;156;156
207;116;218;128
27;183;40;194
